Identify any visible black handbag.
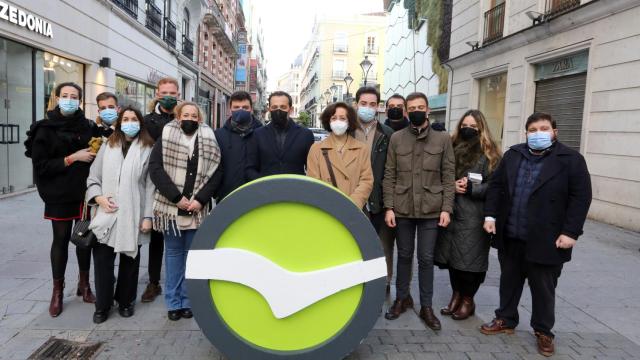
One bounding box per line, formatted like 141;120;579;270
70;202;97;249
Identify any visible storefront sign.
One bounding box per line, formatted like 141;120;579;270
186;175;386;359
535;51;588;81
147;69;163;85
0;2;53;38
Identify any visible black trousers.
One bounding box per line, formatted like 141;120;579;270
495;239;563;337
396;218;438;307
448;268;486;297
93;242;141;312
148;230;164;284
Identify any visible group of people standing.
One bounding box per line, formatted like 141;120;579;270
28;77;591;358
299;86;590;357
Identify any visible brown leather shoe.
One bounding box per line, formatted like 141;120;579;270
76;271;96;303
141;282;162;303
480;318;515;335
440;291;461;316
384;295;414;320
49;278;64;317
452;296;475;320
535;332;555;357
419;306;441;330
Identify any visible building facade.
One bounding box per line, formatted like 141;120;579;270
383;1;439;102
383;0;452;124
445;0;640;231
242;0;267;117
197;0;243;129
299;13;387;127
0;0;206;195
276;55;302;118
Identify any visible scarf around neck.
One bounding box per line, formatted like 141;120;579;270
153;120;221;233
453;138;483;179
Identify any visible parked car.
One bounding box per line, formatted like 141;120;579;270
309;128;328;142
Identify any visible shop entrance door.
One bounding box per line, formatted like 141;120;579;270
0;39;34;194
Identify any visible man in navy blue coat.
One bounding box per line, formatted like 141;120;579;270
480;112;592;357
214;91;262;202
246;91;314;180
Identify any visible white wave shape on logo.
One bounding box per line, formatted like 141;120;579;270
186;248;386;319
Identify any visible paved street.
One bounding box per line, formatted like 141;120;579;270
1;191;639;359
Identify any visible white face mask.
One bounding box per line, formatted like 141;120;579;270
330;120;349;136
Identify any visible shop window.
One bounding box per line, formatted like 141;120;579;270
115;75;156;112
478;72;507;148
42;52;84;116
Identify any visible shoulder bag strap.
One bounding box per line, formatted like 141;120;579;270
321;149;338;188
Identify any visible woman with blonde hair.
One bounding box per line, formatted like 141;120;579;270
435;109;502;320
148;101;221;321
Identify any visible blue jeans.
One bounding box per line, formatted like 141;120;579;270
163;229;196;311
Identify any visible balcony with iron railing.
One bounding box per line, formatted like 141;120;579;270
545;0;581;18
164;17;176;48
364;45;379;55
483;2;505;44
112;0;138;18
145;0;162;37
333;43;348;53
182;35;194;61
360;72;378;86
332;70;346;79
204;5;235;54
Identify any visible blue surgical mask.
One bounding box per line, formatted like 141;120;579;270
58;98;79;115
231;109;252;125
99;108;118;125
357;106;376;123
121;122;140;137
527;131;553;150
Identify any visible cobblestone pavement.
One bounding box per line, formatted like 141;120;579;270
1;192;640;359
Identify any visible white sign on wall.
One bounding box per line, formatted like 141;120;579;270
0;2;53;38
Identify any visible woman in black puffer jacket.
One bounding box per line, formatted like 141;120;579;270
30;82;99;317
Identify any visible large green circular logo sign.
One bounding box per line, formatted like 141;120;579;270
186;175;386;359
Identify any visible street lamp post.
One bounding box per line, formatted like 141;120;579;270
359;55;372;87
330;83;338;102
324;89;332;106
343;73;353;101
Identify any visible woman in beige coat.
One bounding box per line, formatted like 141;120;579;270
307;102;373;209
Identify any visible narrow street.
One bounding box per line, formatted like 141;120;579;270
1;191;639;359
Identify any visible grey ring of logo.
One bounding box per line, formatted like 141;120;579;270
188;177;385;360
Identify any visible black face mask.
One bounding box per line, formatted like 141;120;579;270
180;120;199;135
459;127;479;141
408;111;427;127
270;110;289;128
387;107;404;121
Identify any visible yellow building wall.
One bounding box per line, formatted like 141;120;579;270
315;15;387;106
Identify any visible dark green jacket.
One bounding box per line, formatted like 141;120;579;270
367;123;394;214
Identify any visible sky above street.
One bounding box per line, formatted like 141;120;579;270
253;0;384;91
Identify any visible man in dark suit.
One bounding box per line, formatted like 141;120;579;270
480;112;592;358
214;91;262;202
246;91;314;180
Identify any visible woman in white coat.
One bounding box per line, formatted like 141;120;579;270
86;106;155;324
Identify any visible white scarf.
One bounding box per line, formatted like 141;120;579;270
89;139;152;258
